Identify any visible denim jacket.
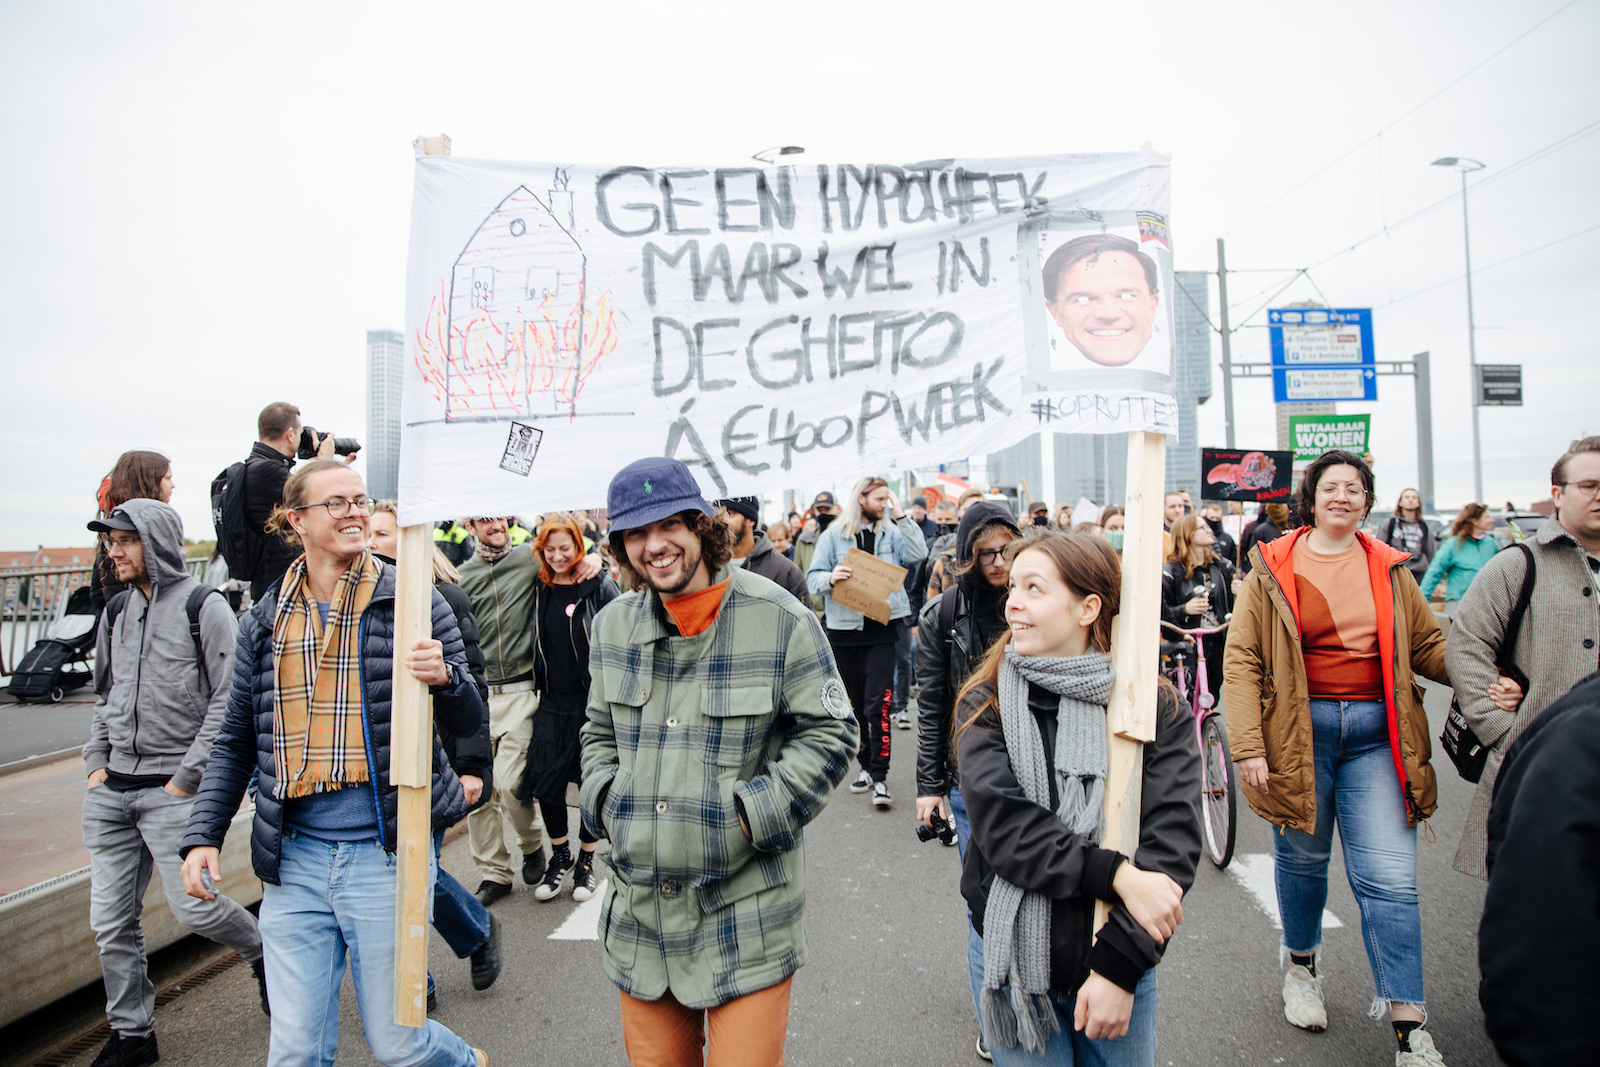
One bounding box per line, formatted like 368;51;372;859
804;516;929;630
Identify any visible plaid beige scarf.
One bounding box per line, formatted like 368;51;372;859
271;552;380;799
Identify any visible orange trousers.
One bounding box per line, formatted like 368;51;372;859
618;975;793;1067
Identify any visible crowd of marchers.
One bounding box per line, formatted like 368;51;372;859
73;400;1600;1067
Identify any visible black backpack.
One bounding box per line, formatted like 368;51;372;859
211;460;261;580
105;585;223;697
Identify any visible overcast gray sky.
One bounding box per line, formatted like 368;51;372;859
3;0;1596;548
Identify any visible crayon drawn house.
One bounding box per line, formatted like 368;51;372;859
445;181;591;421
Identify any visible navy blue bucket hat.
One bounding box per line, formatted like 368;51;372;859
607;457;713;533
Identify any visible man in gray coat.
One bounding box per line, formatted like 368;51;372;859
1447;435;1600;877
83;499;265;1067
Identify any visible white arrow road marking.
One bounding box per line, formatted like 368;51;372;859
1228;854;1343;930
548;879;607;940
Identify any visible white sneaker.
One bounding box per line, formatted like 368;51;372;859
1282;964;1327;1031
1396;1029;1446;1066
872;780;892;808
893;710;912;730
849;771;873;793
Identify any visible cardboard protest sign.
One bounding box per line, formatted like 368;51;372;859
830;548;907;625
397;153;1180;522
1201;448;1292;502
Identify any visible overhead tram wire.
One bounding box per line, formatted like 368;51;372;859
1373;221;1600;310
1293;117;1600;276
1220;0;1584;238
1214;116;1600;319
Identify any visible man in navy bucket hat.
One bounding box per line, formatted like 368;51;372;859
582;458;856;1064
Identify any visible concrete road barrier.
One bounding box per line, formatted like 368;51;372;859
0;806;260;1026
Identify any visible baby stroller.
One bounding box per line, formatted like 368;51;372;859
6;585;99;703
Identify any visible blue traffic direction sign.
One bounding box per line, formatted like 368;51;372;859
1269;308;1375;368
1273;365;1378;402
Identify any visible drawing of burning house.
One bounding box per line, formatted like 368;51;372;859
442;174;615;421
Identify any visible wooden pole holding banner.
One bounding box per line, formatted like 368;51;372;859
1096;430;1165;935
392;131;452;1027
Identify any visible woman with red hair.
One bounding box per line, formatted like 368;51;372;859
520;513;620;902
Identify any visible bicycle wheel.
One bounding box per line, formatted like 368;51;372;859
1199;712;1237;868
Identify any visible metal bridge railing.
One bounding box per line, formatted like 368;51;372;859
0;557;212;678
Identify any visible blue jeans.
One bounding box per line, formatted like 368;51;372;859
985;969;1158;1066
432;832;491;959
891;622;914;715
1273;699;1424;1008
259;832;478;1067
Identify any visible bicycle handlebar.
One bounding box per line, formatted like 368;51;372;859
1160;617;1232;639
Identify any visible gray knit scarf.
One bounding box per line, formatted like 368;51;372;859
980;645;1115;1053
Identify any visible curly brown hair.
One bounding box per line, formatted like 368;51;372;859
607;510;733;593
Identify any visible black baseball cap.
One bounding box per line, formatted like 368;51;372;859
87;507;138;533
811;491;837;509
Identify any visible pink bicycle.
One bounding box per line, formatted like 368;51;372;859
1159;618;1236;868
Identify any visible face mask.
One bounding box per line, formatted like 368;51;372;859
816;511;836;532
1105;530;1125;552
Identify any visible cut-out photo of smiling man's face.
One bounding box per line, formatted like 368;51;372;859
1042;233;1162;368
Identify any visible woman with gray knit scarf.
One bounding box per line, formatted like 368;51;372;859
955;530;1201;1065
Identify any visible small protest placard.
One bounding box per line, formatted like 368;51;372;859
1201;448;1293;502
831;548;908;625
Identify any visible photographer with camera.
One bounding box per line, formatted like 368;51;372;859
230;402;359;602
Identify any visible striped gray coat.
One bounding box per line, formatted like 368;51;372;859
579;565;856;1008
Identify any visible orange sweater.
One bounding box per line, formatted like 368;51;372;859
1291;537;1383;700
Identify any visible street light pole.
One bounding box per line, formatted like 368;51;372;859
1433;156;1487;503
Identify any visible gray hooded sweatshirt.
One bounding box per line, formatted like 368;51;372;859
84;498;238;793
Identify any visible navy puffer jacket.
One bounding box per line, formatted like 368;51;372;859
180;562;484;884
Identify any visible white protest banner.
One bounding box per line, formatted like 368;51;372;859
399;153;1180;522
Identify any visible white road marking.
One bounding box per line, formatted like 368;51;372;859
1228;854;1343;930
548;879;607;940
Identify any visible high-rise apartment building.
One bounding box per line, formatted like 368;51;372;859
982;270;1214;509
366;329;404;501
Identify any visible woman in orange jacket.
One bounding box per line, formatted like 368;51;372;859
1223;450;1491;1066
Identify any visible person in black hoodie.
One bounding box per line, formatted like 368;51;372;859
1478;667;1600;1065
1239;502;1289;574
956;530;1200;1062
520;513;621;903
916;500;1022;844
367;504;502;1005
915;499;1022;1060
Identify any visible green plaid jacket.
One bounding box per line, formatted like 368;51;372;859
580;565;857;1008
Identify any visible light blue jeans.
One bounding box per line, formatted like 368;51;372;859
259;831;478;1067
1273;698;1424;1008
985;969;1158;1066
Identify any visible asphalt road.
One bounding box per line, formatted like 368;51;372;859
33;681;1503;1066
0;693;95;765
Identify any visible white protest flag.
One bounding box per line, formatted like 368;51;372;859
399;152;1179;522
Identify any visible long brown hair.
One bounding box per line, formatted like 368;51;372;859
1167;513;1217;577
101;450;170;513
1450;502;1488;540
607;510;733;592
533;512;588;585
952;530;1122;749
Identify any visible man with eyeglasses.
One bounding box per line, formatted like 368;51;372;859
456;515;604;905
83;499;265;1067
180;459;488;1066
1448;435;1600;880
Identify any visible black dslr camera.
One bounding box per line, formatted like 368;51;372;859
916;810;958;847
297;426;362;459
